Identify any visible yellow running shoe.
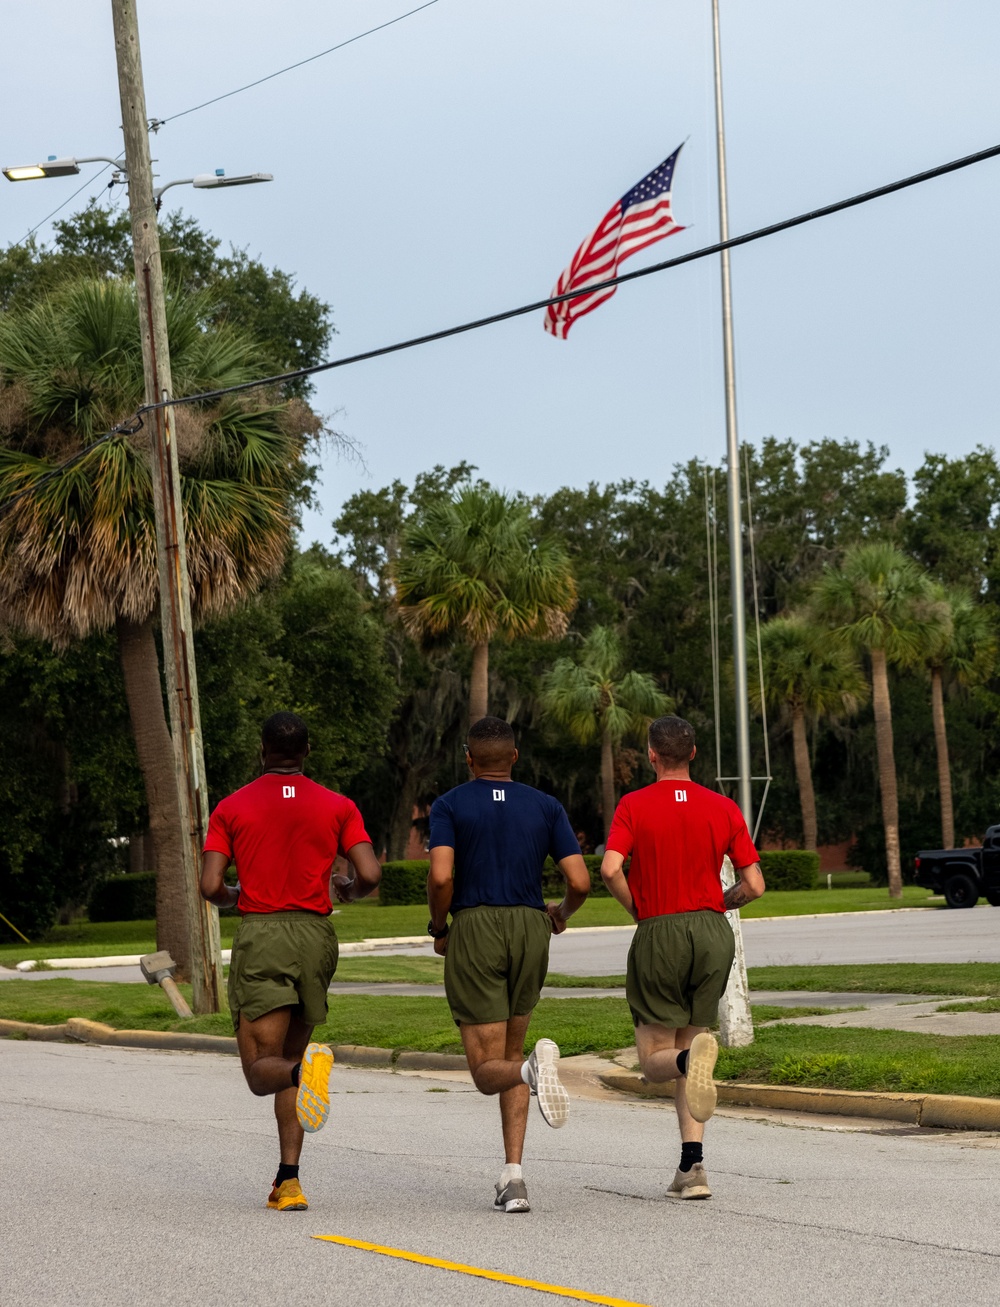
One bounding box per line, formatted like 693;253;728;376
267;1179;308;1211
295;1042;334;1132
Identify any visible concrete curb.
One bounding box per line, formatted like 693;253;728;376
599;1071;1000;1130
0;1018;71;1041
0;1018;467;1071
4;1017;997;1128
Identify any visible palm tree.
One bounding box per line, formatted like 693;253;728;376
0;278;312;970
540;625;671;841
752;614;868;850
810;542;946;899
925;587;996;849
393;486;576;722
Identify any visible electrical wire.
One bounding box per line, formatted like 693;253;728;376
13;164;115;247
138;137;1000;417
3;136;1000;521
150;0;441;129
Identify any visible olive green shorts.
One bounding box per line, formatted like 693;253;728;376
444;904;553;1026
228;911;339;1029
626;910;736;1029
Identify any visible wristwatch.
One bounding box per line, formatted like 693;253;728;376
427;920;450;939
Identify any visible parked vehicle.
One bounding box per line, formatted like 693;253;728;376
914;826;1000;908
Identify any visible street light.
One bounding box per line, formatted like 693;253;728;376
3;156;273;210
3;154;120;181
154;169;273;210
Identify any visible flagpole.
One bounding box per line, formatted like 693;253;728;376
711;0;752;824
711;0;755;1048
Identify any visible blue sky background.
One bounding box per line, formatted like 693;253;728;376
3;1;999;546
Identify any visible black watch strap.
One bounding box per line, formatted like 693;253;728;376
427;920;450;939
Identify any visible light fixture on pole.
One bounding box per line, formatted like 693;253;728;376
3;157;274;212
3;154;121;181
154;169;273;210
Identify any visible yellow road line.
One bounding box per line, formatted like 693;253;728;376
312;1234;654;1306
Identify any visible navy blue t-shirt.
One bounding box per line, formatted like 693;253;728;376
429;778;580;912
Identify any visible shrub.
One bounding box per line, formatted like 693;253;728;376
758;850;819;892
88;871;157;922
378;854;610;906
541;855;610;899
378;861;430;906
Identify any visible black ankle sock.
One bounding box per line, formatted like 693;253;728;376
675;1048;690;1077
274;1163;299;1187
679;1142;703;1173
291;1062;301;1088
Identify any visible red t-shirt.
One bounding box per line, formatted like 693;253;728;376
203;774;371;915
606;779;759;919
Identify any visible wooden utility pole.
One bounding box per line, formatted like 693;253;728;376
110;0;223;1013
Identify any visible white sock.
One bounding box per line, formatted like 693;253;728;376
499;1163;523;1185
520;1060;531;1085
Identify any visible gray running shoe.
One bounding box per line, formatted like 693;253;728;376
524;1037;570;1128
667;1164;712;1200
494;1177;530;1213
684;1032;719;1123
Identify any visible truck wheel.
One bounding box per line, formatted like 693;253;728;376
985;890;1000;908
944;873;979;908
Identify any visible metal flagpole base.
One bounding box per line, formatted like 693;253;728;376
718;857;754;1047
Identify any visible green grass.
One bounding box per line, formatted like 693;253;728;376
936;998;1000;1014
2;979;998;1095
717;1024;1000;1098
736;885;936;916
748;1005;865;1022
335;955;444;983
0;886;940;967
745;963;1000;997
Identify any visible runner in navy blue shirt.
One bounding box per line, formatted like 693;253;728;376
428;716;590;1214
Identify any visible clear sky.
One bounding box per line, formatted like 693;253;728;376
3;1;999;547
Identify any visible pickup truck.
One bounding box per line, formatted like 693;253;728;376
914;826;1000;908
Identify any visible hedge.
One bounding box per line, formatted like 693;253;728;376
88;871;157;922
378;855;611;907
758;849;819;891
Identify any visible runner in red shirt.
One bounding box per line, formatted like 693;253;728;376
200;712;381;1212
600;715;764;1201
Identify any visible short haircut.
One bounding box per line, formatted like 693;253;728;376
648;714;696;765
467;715;516;767
261;711;309;760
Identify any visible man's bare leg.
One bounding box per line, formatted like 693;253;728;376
499;1015;532;1163
236;1007;300;1095
458;1015;533;1162
273;1014;314;1164
635;1022;705;1143
460;1015;534;1210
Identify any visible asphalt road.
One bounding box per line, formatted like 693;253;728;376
548;906;1000;974
3;905;997;987
3;1040;999;1307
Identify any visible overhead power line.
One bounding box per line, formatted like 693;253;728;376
14;164;115;247
2;137;999;522
150;0;441;129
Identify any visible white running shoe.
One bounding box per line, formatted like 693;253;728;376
524;1037;570;1128
494;1177;531;1213
684;1032;719;1124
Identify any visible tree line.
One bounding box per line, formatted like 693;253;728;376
1;207;998;948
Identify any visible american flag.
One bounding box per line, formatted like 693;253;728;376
544;145;686;339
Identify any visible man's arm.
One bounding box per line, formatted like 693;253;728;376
547;854;590;934
332;842;382;903
200;851;238;909
600;850;637;922
427;845;455;956
723;861;765;911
